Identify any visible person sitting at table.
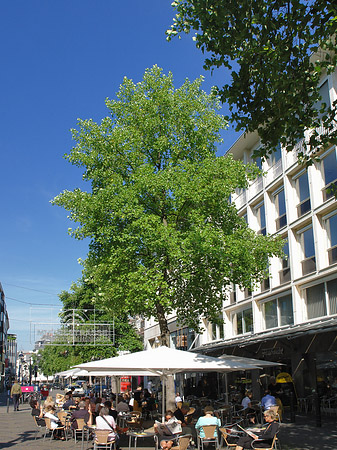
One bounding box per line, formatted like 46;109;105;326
104;400;118;421
260;390;276;411
154;410;182;450
62;393;76;410
44;395;55;409
116;395;130;413
70;400;90;430
30;399;45;426
241;391;257;423
95;406;118;443
195;405;221;438
44;404;65;440
234;409;280;450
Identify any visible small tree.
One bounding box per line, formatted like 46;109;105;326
53;66;283;344
168;0;337;163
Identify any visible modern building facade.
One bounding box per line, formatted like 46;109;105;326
143;54;337;401
0;282;10;391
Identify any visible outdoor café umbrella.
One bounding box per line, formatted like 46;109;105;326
75;346;265;416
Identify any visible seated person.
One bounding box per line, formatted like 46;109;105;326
260;390;276;411
241;391;257;423
44;404;65;440
154;410;182;450
235;409;280;450
195;405;221;438
30;399;45;426
70;400;90;429
174;402;194;434
116;395;130;413
104;400;118;421
95;406;118;443
62;393;76;410
56;393;65;408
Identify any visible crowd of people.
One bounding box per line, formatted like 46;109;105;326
23;379;281;448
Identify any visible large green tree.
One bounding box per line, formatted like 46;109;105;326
52;66;283;346
168;0;337;162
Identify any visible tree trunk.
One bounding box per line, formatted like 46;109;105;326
155;303;176;412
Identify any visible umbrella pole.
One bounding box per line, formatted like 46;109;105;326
225;373;229;404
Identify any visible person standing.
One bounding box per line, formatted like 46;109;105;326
10;379;22;411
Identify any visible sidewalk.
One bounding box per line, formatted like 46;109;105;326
1;390;337;449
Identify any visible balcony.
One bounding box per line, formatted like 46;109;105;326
276;213;287;231
279;267;291;284
328;245;337;265
301;256;316;275
297;198;311;217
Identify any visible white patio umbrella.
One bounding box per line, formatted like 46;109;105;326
75;346;266;416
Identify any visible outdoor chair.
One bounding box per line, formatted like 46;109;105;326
251;432;280;450
57;411;71;440
73;418;90;444
32;415;45;440
219;428;238;450
171;434;192;450
93;429;117;449
197;424;220;450
126;411;143;431
43;417;66;441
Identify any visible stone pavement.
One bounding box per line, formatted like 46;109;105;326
1;391;337;449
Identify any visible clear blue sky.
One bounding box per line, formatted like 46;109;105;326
0;0;240;351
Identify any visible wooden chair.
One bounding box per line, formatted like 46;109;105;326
171;434;192;450
57;411;71;440
43;417;66;441
73;418;89;444
94;429;117;449
197;425;219;450
32;415;45;440
251;432;279;450
219;428;238;450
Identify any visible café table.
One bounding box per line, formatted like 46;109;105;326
127;430;155;450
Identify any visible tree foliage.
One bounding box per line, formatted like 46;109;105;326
168;0;337;162
52;66;283;343
37;279;143;375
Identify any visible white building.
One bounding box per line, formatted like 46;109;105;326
143;53;337;401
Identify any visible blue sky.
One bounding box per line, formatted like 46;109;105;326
0;0;240;351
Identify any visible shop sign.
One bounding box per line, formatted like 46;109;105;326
262;347;284;357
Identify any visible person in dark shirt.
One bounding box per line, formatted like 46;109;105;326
104;400;118;421
234;409;280;449
62;394;76;410
70;400;90;429
30;399;45;426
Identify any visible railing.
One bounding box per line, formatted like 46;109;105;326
297;198;311;217
279;267;291;284
276;213;287;231
328;245;337;265
301;256;316;275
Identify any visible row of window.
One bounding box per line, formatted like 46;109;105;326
231;278;337;336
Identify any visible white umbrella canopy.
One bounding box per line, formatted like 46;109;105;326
218;354;282;368
75;346;263;375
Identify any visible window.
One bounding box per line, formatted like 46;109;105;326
212;321;224;340
324;211;337;265
255;202;266;235
271;143;282;165
294;171;311;217
328;279;337;314
315;80;331;118
306;283;327;319
274;187;287;230
298;225;316;275
234;308;253;335
322;148;337;200
264;294;293;329
279;240;291;284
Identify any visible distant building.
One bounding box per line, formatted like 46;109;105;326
6;334;17;380
0;282;9;391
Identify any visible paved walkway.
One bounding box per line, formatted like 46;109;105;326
1;391;337;449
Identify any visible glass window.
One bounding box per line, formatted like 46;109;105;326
264;300;278;329
299;226;316;275
255;202;266;235
328;279;337;315
326;212;337;265
264;295;293;329
279;240;291;284
296;171;311;216
274;188;287;230
271;143;282;164
315;80;331;117
254;156;262;171
279;295;294;326
306;283;327;319
322;150;337;186
235;308;253;335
